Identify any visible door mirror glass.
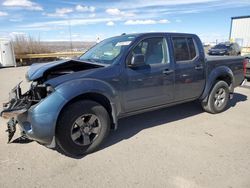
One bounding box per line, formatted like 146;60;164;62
129;54;145;67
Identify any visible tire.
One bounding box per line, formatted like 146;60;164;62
56;100;110;157
202;81;230;114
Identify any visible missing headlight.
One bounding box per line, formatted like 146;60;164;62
29;83;54;102
46;85;55;95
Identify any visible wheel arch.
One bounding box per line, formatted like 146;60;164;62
56;92;118;132
200;66;235;102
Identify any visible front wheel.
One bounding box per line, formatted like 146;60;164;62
202;81;230;114
56;100;110;157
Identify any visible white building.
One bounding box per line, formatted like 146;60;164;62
230;16;250;55
0;39;16;67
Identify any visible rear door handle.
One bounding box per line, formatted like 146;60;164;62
195;65;203;70
163;69;174;75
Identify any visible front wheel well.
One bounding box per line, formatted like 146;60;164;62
57;93;115;130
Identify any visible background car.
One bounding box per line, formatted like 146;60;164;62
244;54;250;81
208;42;241;56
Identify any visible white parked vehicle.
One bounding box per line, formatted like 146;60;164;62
0;39;16;67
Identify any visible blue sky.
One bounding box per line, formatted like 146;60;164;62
0;0;250;43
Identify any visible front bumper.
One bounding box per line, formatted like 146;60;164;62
1;85;67;145
1;82;30;119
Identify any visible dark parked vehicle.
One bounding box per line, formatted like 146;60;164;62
1;33;247;156
245;58;250;81
208;42;241;56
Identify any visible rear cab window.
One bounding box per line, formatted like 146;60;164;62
172;36;198;63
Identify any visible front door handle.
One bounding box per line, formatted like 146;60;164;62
163;69;174;75
195;65;203;70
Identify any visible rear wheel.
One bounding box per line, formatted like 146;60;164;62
202;81;230;114
56;100;110;156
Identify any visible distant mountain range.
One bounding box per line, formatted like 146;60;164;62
40;41;95;52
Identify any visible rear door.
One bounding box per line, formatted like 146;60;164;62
171;36;205;101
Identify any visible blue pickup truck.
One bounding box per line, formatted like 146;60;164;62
1;33;247;156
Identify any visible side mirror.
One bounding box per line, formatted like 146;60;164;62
129;54;145;67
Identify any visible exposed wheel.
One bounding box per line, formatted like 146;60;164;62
56;100;110;156
202;81;230;114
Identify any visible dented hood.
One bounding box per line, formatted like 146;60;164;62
26;59;105;81
27;60;70;81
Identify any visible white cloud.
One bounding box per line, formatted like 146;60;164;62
9;32;27;39
45;5;96;17
103;0;250;20
10;31;26;35
21;17;121;31
89;13;96;18
75;5;95;12
2;0;43;11
124;19;170;25
89;6;96;12
113;0;218;9
106;8;121;16
106;8;135;17
158;19;170;24
106;21;115;26
45;8;73;17
0;11;8;16
72;34;80;38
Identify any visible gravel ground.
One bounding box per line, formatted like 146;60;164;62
0;66;250;188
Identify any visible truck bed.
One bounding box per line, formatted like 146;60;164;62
206;55;245;87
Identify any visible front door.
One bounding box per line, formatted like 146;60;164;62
123;37;174;112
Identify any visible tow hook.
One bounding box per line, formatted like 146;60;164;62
6;118;17;143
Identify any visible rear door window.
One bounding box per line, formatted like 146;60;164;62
172;37;197;62
172;37;189;61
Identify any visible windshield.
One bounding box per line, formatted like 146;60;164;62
213;44;230;49
80;35;136;65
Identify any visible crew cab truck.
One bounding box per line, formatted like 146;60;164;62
1;33;247;156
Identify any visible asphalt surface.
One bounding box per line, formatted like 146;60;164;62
0;66;250;188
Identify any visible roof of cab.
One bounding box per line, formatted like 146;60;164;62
117;32;197;38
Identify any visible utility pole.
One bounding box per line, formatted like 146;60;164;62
68;18;73;54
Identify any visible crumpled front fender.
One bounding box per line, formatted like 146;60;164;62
17;91;67;144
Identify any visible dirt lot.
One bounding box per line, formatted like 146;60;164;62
0;67;250;188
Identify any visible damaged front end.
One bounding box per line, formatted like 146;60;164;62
1;59;105;144
1;81;54;142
